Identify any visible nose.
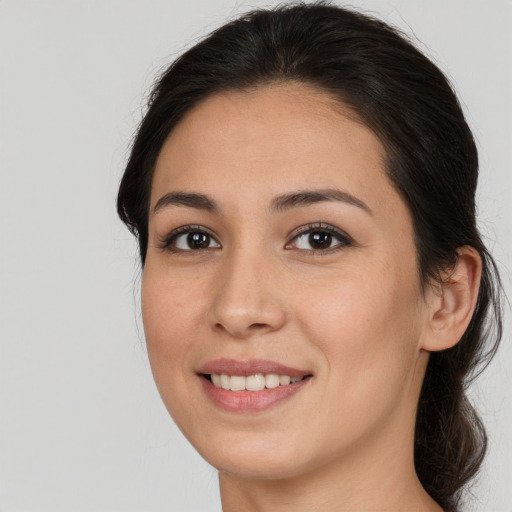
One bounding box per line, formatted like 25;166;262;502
207;249;287;339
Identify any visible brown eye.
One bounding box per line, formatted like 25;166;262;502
288;224;352;252
165;227;221;252
308;232;332;249
186;232;211;249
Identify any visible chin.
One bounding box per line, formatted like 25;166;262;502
213;455;309;481
191;428;313;480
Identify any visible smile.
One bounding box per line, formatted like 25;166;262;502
197;359;312;412
208;373;305;391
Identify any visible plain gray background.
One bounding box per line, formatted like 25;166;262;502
1;0;511;511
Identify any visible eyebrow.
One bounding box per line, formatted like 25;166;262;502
153;192;219;214
152;188;372;216
270;189;372;215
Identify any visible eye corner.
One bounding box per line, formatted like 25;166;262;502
157;224;221;253
286;222;354;253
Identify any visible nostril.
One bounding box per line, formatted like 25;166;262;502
249;323;268;329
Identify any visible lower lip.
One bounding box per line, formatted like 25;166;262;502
199;376;310;412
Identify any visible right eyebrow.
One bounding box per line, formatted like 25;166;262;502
153;192;219;214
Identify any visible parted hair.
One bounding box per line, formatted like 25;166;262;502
117;2;503;509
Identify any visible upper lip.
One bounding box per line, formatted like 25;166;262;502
197;358;311;378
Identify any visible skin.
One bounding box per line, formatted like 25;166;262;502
142;83;480;512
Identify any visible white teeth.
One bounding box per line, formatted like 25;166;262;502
246;374;265;391
220;374;230;390
210;373;305;390
229;375;246;391
279;375;291;386
265;373;280;389
211;374;221;387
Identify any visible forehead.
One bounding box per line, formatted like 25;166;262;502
151;82;396;216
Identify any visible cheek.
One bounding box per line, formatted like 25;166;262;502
140;265;207;392
140;266;212;433
141;263;207;349
296;259;421;342
294;263;424;415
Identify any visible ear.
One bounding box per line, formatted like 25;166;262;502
421;246;482;352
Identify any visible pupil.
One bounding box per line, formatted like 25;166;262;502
309;232;332;249
187;232;209;249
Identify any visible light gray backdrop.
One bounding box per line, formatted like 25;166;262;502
1;0;511;511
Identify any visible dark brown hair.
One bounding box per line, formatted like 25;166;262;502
117;2;503;509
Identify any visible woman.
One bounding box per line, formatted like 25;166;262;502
117;2;503;511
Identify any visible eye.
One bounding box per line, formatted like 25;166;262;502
160;225;221;252
286;223;352;252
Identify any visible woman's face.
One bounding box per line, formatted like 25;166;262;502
142;83;432;479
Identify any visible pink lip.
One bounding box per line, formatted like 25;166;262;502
197;358;310;378
199;376;310;412
197;358;312;413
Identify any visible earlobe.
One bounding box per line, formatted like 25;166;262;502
421;246;482;352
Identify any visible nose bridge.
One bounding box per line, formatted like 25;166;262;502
208;242;286;338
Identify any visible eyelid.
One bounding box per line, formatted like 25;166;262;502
157;222;352;253
158;224;221;251
285;222;353;251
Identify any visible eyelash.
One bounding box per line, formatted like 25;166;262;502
286;223;353;254
158;225;220;253
158;222;353;254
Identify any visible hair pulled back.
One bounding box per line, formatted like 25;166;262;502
117;2;503;508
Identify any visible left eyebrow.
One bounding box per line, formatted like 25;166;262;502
269;188;372;216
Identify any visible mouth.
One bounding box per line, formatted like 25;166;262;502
202;372;309;391
197;359;313;412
